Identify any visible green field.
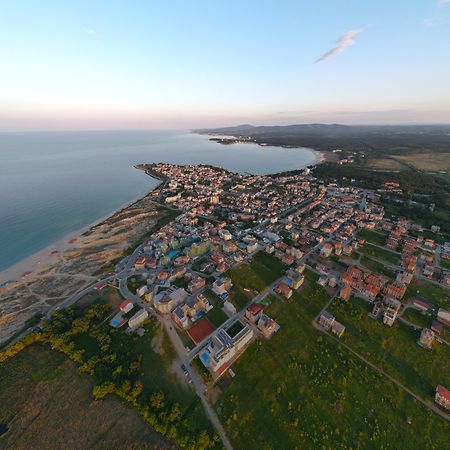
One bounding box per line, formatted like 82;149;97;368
402;308;432;328
0;345;176;449
329;297;450;399
227;251;286;307
291;269;331;317
214;282;450;449
206;305;228;328
360;255;394;278
359;229;388;246
360;243;401;265
405;280;449;309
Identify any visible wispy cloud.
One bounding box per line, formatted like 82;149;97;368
424;16;441;27
85;28;96;36
315;28;363;63
437;0;450;5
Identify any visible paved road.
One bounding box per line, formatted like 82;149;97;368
119;271;234;450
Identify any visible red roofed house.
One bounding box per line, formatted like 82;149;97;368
383;282;407;300
339;285;352;302
245;303;263;322
411;297;430;312
320;242;333;258
134;256;147;270
120;300;134;314
275;281;292;299
435;385;450;411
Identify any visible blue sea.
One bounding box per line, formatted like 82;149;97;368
0;130;316;272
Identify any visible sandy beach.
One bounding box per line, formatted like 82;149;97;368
0;175;161;285
0;173;167;343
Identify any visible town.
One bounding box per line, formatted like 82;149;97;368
2;161;450;450
98;162;449;415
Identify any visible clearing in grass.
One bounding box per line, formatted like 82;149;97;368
227;251;286;307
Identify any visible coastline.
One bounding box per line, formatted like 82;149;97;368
0;168;162;285
199;131;328;166
0;149;324;286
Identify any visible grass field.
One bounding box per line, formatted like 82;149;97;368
359;229;388;246
360;255;394;278
405;280;449;309
76;285;123;310
363;157;406;170
360;243;401;265
215;281;450;449
329;297;450;399
401;308;431;329
391;152;450;173
0;345;176;450
206;305;228;328
227;251;286;307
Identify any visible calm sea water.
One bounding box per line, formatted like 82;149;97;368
0;130;316;272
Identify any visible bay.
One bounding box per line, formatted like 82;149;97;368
0;130;317;272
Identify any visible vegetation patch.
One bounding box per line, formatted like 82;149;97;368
360;255;394;278
359;229;388;246
0;345;177;449
360;243;401;265
227;251;286;307
405;280;449;309
206;305;228;328
215;284;450;450
0;302;219;449
401;308;431;329
329;297;450;399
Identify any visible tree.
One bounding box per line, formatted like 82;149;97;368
92;382;116;400
150;391;165;410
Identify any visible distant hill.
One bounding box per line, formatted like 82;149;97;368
194;123;450;154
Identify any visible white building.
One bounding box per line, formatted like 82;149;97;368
128;309;149;329
199;322;254;373
219;228;232;241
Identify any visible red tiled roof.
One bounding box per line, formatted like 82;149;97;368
120;300;132;309
247;303;263;315
436;385;450;402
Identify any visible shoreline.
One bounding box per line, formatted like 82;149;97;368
201;131;328;167
0;168;162;285
0;151;324;285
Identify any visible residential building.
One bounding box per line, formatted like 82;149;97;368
383;308;397;327
199;322;254;374
411;297;430;312
320;242;333;258
275;281;292;299
437;308;450;327
154;287;188;314
120;300;134;314
128;309;149;329
257;314;280;339
339;285;352;301
245;303;263;322
417;328;434;349
212;277;232;298
318;311;335;330
188;276;206;293
435;385;450;411
330;320;345;338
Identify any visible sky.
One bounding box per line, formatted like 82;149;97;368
1;0;450;130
